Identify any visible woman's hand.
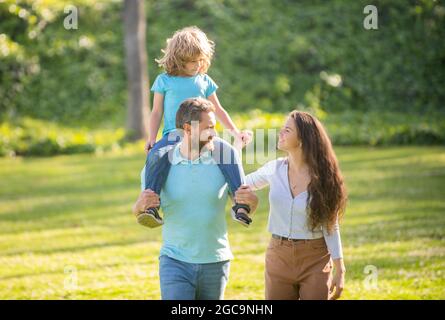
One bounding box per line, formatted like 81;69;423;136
329;258;346;300
234;185;258;213
132;189;160;217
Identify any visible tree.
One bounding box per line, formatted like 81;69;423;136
123;0;149;140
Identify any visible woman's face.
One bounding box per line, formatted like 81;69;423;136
278;116;301;152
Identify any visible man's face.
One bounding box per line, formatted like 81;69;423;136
189;111;217;152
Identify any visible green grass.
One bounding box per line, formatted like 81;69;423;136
0;146;444;299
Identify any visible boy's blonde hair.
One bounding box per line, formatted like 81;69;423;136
155;26;215;76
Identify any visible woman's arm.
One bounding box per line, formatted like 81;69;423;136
244;160;275;191
323;222;343;260
330;257;346;300
235;160;277;218
323;222;346;300
146;93;164;151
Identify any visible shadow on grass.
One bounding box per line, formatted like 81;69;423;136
0;258;156;281
0;237;160;258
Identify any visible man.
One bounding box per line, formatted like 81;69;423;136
132;97;258;300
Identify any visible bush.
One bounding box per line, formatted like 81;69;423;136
227;109;445;146
0;117;126;157
1;111;443;158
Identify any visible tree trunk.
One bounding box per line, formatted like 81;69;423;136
123;0;149;140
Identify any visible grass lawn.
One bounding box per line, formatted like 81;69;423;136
0;146;444;299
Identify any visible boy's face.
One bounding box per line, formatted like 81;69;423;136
183;57;204;76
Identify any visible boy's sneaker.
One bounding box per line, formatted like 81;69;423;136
137;207;163;228
235;210;252;227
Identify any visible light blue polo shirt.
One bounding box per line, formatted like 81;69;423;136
140;143;233;264
151;72;218;136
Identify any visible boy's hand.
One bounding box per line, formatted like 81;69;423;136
241;130;253;145
145;140;155;155
235;130;253;149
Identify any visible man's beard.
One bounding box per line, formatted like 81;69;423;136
199;137;215;152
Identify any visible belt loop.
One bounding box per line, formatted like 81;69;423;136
279;237;283;245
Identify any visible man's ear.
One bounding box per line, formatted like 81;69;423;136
183;123;191;134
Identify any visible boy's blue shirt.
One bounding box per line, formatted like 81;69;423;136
151;72;218;136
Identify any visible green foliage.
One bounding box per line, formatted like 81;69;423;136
1;0;444;127
324;111;445;146
229;109;445;146
1;110;443;158
146;0;445;114
0;0;126;126
0;117;126;156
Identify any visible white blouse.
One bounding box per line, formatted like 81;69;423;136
245;158;343;259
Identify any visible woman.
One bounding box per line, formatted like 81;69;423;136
235;110;347;300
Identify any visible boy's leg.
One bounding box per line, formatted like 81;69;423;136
138;132;181;228
212;137;252;227
138;151;172;227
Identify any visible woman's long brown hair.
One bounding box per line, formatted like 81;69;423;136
290;111;347;234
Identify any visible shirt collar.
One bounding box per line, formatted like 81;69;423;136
171;142;214;165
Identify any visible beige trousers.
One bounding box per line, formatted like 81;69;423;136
265;236;333;300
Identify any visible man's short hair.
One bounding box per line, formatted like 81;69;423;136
176;97;216;129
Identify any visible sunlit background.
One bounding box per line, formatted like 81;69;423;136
0;0;444;299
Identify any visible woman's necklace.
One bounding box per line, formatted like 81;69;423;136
289;172;299;191
288;162;309;192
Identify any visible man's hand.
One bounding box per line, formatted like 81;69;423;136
234;185;258;214
132;189;160;217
